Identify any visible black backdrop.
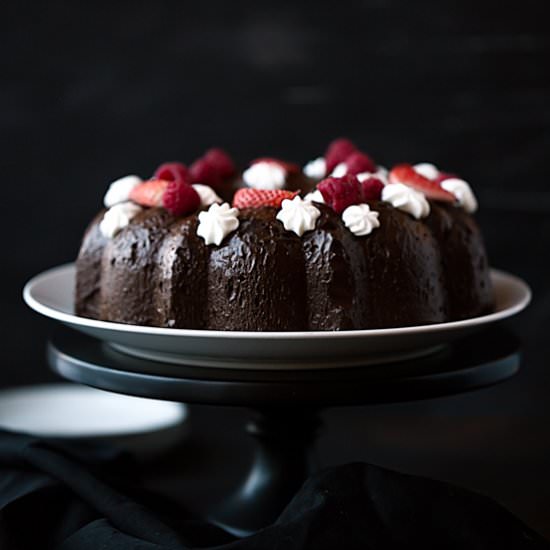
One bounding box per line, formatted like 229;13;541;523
3;0;550;537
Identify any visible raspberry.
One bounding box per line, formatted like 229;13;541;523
162;181;200;216
204;148;236;179
389;164;455;202
153;162;188;184
344;151;377;175
250;157;300;174
325;138;357;173
318;175;362;214
190;149;237;188
189;158;223;188
232;188;298;209
360;177;384;201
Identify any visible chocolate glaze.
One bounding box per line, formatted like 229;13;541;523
285;172;316;195
358;202;447;328
425;203;494;319
206;208;308;330
303;205;366;330
75;211;108;319
97;208;175;326
213;175;240;204
75;195;494;331
154;216;209;328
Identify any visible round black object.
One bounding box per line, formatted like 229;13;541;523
48;326;520;408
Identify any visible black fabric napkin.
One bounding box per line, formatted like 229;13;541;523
0;429;547;550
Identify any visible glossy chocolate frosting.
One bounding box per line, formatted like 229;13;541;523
75;195;494;331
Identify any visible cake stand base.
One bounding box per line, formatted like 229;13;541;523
47;327;520;536
209;408;321;536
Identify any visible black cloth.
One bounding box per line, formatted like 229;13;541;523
0;429;547;550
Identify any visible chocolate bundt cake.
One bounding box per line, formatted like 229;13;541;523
75;139;494;330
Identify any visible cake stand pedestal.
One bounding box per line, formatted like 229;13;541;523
47;327;520;536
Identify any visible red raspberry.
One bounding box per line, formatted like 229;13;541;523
153;162;188;184
189;157;222;188
232;188;298;209
204;148;236;179
344;151;377;175
360;177;384;201
162;181;200;216
190;149;237;188
325;138;357;173
318;175;362;214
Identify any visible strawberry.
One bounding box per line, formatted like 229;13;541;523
325;138;357;173
360;177;384;201
389;164;455;202
250;157;300;174
129;179;199;215
129;179;168;207
204;148;236;178
345;151;377;175
153;162;188;184
232;188;299;209
318;175;362;214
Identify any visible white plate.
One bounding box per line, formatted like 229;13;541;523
23;264;531;369
0;383;188;459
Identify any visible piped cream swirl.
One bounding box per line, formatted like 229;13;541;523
192;184;222;208
342;204;380;236
196;202;240;245
104;175;142;207
303;157;327;179
441;178;478;213
276;196;321;236
243;162;286;190
382;183;430;219
303;189;325;204
99;201;142;238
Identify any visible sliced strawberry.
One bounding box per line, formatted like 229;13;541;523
250;157;300;174
325;138;357;173
232;188;299;209
129;179;199;215
389;164;455;202
162;181;200;215
129;179;168;207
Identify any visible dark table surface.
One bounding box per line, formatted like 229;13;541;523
3;0;550;541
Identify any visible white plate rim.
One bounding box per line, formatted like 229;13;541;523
23;263;531;340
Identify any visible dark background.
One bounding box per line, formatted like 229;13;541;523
3;0;550;538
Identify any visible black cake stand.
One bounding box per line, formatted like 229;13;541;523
47;326;520;536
